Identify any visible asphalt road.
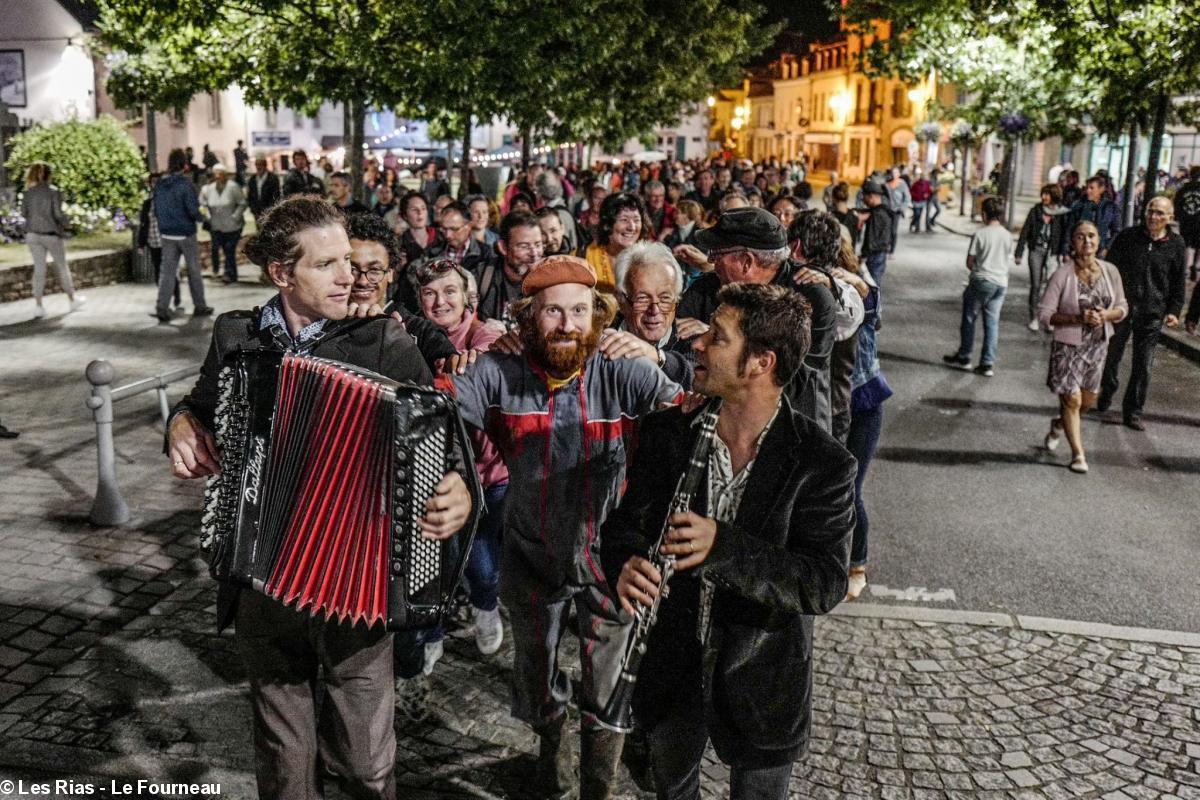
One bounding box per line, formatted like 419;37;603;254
861;221;1200;632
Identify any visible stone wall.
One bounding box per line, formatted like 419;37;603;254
0;249;132;303
0;238;258;303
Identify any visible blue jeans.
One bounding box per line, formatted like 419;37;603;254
864;251;887;289
956;278;1006;367
211;228;241;280
393;481;507;672
647;698;793;800
846;404;884;568
466;482;506;611
926;197;941;230
909;202;927;231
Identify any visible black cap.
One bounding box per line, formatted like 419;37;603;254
862;180;887;197
694;207;787;252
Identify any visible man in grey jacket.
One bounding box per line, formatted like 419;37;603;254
153;148;212;322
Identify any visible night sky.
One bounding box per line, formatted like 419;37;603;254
752;0;841;66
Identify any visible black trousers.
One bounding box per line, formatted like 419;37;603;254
1099;314;1163;422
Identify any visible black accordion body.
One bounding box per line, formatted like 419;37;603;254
200;350;482;630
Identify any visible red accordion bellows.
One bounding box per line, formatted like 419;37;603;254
264;357;392;627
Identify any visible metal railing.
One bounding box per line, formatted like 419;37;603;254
85;359;199;526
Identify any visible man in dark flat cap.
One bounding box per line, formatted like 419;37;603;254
674;207;839;431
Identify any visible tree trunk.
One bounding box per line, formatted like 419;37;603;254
1122;118;1140;229
520;125;531;170
145;105;158;172
1144;92;1169;200
1005;139;1020;228
460;115;472;199
959;144;969;216
346;98;367;202
997;140;1015;224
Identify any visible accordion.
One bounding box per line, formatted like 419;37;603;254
200;349;482;630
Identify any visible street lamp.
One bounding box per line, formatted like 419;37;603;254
706;95;716;108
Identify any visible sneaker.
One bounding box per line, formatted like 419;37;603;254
32;305;46;320
1069;455;1089;474
942;354;971;370
473;606;504;655
974;364;995;377
845;568;867;602
69;295;86;312
1124;417;1146;432
395;674;430;723
1027;318;1040;332
193;306;215;317
154;309;172;323
1043;421;1062;451
422;639;443;676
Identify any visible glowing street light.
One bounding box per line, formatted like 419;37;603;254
706;95;716;107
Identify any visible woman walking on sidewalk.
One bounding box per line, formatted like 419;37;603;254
1015;184;1069;331
22;162;85;319
1037;221;1128;474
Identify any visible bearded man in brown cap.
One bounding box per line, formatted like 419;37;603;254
439;255;683;800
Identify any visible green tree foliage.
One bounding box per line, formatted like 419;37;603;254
96;1;773;187
839;0;1094;143
4;116;146;216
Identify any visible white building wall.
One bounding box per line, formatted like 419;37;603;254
1;0;95;124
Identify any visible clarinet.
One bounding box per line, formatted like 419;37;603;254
598;398;723;731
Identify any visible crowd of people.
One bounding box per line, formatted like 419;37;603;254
158;140;913;800
12;134;1199;799
944;164;1199;473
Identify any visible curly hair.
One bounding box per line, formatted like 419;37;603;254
243;195;346;272
596;192;650;247
344;212;403;269
787;210;843;269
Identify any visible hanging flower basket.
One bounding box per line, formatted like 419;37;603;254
916;122;942;143
998;113;1030;138
949;122;975;149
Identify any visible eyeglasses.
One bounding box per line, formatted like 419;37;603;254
351;266;389;283
625;293;677;313
441;222;468;234
511;242;546;255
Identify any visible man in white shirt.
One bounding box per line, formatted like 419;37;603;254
943;196;1014;376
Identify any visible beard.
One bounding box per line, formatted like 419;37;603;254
526;324;602;378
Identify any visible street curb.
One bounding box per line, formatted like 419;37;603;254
1160;327;1200;365
831;602;1200;648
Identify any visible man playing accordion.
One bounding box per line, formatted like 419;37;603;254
167;196;473;800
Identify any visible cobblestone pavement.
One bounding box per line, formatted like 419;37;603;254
3;281;1200;799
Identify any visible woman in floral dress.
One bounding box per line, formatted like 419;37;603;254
1037;221;1128;473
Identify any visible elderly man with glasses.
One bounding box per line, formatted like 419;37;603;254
595;242;695;388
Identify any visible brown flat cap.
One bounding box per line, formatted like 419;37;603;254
522;255;597;296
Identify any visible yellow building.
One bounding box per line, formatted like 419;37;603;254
716;22;956;182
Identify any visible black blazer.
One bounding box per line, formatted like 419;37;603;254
171;307;446;630
246;172;282;217
600;400;855;768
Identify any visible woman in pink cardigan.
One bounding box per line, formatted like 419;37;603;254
415;259;510;653
1037;222;1129;473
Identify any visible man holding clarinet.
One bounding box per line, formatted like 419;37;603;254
600;282;856;800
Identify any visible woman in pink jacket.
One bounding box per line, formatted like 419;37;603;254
1037;221;1129;473
415;259;510;651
